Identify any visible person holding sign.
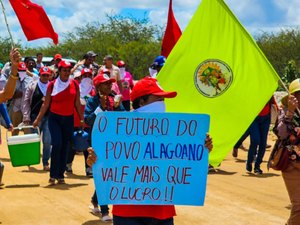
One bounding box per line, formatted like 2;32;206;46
84;72;124;222
87;76;213;225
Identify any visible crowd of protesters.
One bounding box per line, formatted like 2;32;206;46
0;49;298;225
0;50;135;222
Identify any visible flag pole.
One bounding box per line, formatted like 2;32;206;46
278;78;289;93
0;0;15;48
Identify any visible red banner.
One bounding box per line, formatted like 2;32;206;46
161;0;182;57
9;0;58;45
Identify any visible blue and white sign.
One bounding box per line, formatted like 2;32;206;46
92;112;210;206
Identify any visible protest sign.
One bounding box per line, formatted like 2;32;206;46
92;112;210;205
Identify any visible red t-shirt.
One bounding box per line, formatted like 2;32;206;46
259;96;277;116
112;205;176;220
49;79;77;116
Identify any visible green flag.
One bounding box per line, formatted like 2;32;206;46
157;0;279;167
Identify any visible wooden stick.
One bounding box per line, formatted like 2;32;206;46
0;0;15;48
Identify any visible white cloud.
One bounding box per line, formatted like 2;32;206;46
226;0;265;22
274;0;300;26
0;0;297;47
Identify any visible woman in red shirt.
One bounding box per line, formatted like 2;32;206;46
33;60;83;185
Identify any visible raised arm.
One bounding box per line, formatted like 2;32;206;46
0;48;20;103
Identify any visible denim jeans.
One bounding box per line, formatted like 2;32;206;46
91;190;109;215
113;216;174;225
247;114;271;168
48;112;73;179
39;116;52;166
234;129;249;149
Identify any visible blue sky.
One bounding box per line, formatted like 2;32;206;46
1;0;299;47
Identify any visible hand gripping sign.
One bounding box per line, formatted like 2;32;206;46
92;112;210;206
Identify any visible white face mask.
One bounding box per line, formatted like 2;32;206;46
135;101;166;113
119;67;126;79
80;77;93;97
18;71;27;81
149;68;157;77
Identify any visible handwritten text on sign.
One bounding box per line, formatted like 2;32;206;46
92;112;210;206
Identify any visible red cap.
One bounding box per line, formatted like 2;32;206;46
58;60;72;68
81;68;92;76
117;60;125;67
54;54;62;60
93;73;116;87
130;77;177;101
18;62;27;71
39;66;52;75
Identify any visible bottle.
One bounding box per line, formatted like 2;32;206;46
0;162;4;186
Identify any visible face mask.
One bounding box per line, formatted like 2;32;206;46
149;68;157;77
80;78;93;97
18;71;26;81
81;77;92;86
135;101;166;113
119;68;126;79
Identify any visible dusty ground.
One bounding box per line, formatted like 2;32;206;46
0;127;290;225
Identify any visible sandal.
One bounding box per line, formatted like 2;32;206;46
48;178;55;185
102;214;113;222
89;205;101;216
43;165;50;171
57;178;65;184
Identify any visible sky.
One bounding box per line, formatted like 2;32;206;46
0;0;299;48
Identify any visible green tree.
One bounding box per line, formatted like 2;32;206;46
61;15;163;79
0;37;21;64
282;60;299;84
256;29;300;78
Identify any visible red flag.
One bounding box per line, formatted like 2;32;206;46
161;0;182;57
9;0;58;45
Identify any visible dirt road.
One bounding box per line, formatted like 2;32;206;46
0;128;290;225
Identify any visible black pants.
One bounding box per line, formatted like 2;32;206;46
91;190;109;214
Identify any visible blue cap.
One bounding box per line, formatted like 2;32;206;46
154;55;166;67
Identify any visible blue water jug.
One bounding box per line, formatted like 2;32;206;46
72;130;89;151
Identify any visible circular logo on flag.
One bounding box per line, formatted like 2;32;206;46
194;59;233;98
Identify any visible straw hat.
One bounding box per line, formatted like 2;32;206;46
281;78;300;106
